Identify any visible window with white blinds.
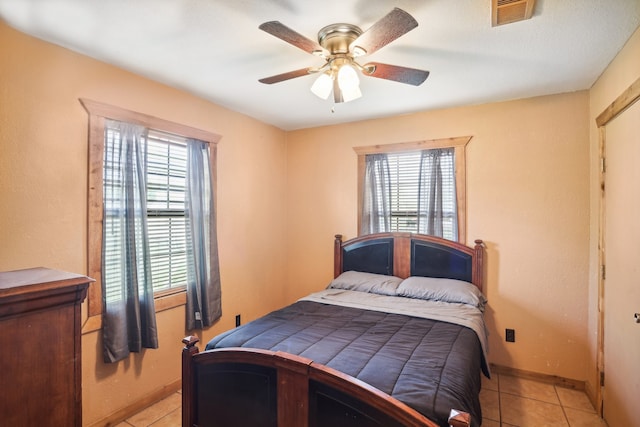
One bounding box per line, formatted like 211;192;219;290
103;127;190;301
375;149;457;240
356;137;469;244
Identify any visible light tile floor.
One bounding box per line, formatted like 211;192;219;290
117;374;608;426
481;373;609;427
115;392;181;427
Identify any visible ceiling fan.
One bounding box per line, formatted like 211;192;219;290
258;8;429;104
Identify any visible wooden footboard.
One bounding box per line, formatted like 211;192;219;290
182;336;471;427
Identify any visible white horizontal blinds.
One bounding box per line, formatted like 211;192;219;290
378;149;457;240
103;124;190;301
145;130;190;293
387;151;421;232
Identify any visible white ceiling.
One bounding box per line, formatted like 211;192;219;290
1;0;639;130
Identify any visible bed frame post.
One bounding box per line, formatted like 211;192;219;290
473;239;485;293
182;335;200;427
394;233;412;278
334;234;343;278
448;409;471;427
275;352;312;426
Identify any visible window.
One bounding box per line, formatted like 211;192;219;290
82;99;221;328
102;127;191;301
355;137;470;243
370;149;457;239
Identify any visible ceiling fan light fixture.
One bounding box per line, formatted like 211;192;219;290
310;72;333;99
337;64;362;102
339;83;362;103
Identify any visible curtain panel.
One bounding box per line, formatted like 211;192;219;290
102;120;158;363
185;139;222;330
417;148;457;239
360;153;392;235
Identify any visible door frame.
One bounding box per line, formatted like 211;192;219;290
595;76;640;415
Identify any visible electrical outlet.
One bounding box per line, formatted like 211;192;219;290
505;328;515;342
235;314;241;327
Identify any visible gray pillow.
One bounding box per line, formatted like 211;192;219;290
328;271;402;296
396;276;487;309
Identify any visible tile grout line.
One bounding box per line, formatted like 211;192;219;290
147;406;181;427
497;373;503;425
554;384;572;426
499;390;566;405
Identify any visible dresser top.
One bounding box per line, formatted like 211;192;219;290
0;267;93;296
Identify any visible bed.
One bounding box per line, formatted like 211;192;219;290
181;232;488;427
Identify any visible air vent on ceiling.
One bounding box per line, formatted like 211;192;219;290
492;0;536;27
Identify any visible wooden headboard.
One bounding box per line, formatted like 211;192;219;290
334;232;485;292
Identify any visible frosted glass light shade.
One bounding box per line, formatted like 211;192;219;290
337;64;362;102
310;73;333;99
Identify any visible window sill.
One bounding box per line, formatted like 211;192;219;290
81;290;187;335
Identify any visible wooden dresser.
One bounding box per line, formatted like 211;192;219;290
0;267;93;427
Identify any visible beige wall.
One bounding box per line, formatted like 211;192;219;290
587;26;640;400
0;22;289;426
286;92;591;380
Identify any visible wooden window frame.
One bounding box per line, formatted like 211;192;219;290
80;99;221;332
354;136;471;244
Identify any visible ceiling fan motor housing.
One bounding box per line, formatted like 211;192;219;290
317;23;363;55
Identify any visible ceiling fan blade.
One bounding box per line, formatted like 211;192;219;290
362;62;429;86
350;8;418;56
259;68;313;84
259;21;324;55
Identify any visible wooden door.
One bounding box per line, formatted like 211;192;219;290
602;97;640;426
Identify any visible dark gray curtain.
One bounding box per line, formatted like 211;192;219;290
417;148;457;239
102;120;158;363
360;153;391;235
185;139;222;330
